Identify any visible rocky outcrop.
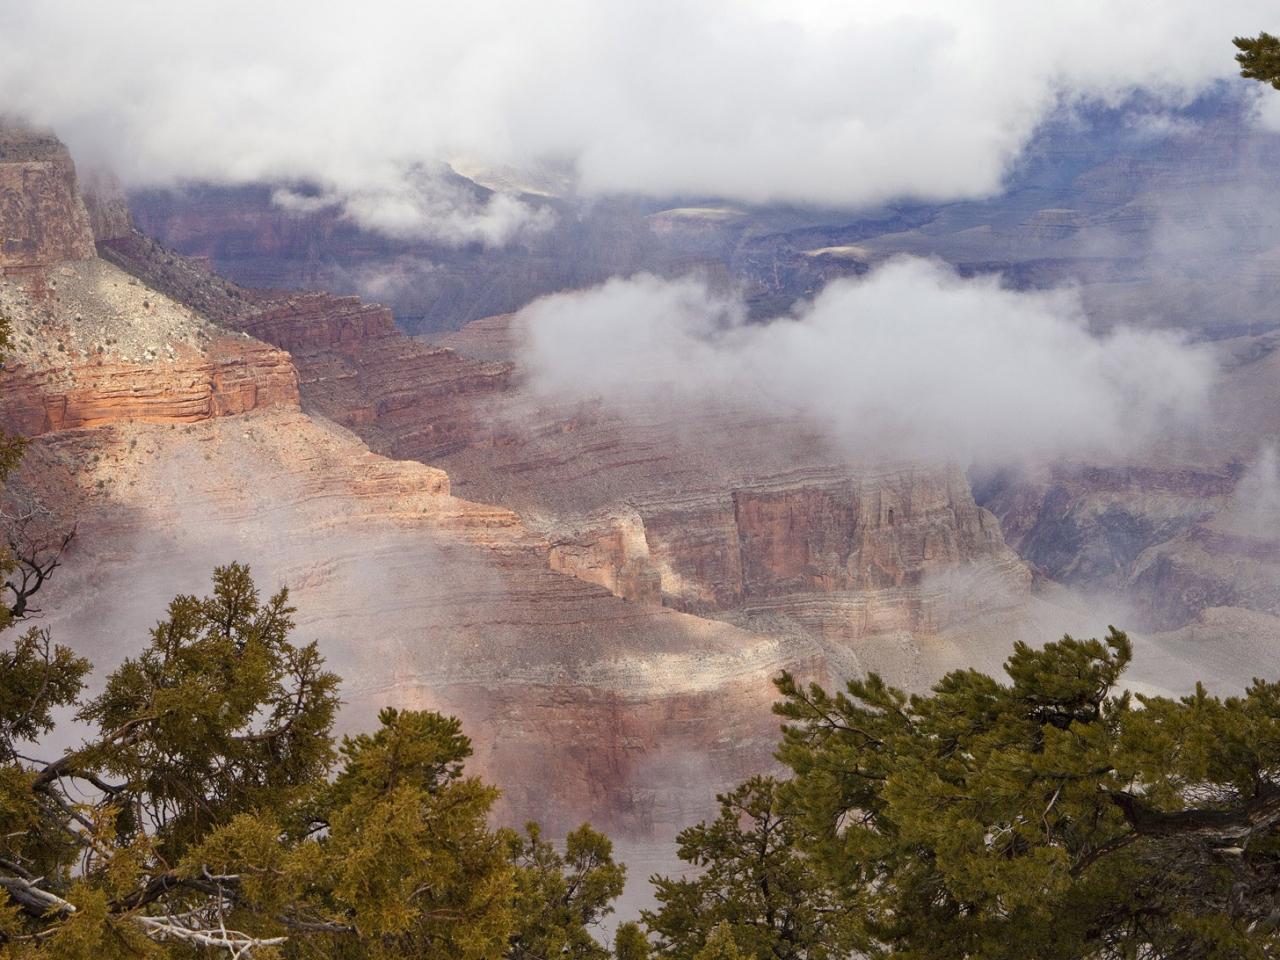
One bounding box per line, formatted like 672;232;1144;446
977;464;1233;592
0;335;299;436
14;401;814;836
81;169;135;243
1129;527;1280;629
235;289;513;461
539;468;1025;636
0;125;95;270
975;329;1280;635
547;510;663;605
241;293;397;352
90;254;1029;654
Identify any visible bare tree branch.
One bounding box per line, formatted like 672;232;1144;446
0;873;77;918
1;495;76;622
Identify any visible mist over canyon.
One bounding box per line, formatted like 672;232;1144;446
516;260;1213;465
4;3;1280;952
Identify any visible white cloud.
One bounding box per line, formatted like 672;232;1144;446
0;1;1273;239
1248;83;1280;133
517;258;1214;464
1221;445;1280;538
285;167;556;246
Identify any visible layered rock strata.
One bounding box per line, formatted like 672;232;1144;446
0;337;298;435
0;130;825;836
0;125;95;271
12;399;812;835
95;249;1033;662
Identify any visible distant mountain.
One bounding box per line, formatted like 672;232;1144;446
125;88;1280;338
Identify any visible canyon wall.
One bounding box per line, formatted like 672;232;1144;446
0;133;829;837
0;125;95;270
96;240;1033;668
976;331;1280;639
0;336;298;435
126;182;692;334
11;397;814;835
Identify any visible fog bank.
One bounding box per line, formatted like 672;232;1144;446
518;258;1214;464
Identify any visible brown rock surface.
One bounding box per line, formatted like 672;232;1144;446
14;404;816;835
2;271;816;834
95;231;1042;692
0;125;95;270
16;120;1280;851
109;260;1031;660
0;132;827;837
0;336;298;435
81;169;136;244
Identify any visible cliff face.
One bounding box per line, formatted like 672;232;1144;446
979;465;1233;594
0;336;298;435
975;330;1280;638
0;132;827;837
81;169;136;244
980;460;1280;641
13;397;813;835
94;241;1031;665
0;126;95;270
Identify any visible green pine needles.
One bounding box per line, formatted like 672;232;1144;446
1236;32;1280;90
648;630;1280;959
0;565;626;959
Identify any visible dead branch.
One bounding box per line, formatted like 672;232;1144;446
134;914;287;958
0;873;77;918
1;496;76;622
134;893;288;960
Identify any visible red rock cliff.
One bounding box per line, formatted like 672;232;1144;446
0;336;299;437
0;126;95;270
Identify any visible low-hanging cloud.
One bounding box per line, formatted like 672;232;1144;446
517;258;1214;464
0;1;1274;240
1220;445;1280;539
273;166;555;246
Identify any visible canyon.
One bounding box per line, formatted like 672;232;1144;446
1;126;825;837
118;94;1280;675
101;219;1041;687
0;123;1064;843
6;100;1280;849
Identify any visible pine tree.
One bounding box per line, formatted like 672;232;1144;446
506;821;627;960
0;564;628;959
769;629;1280;958
1236;32;1280;89
615;922;652;960
692;924;747;960
79;563;341;861
645;776;855;960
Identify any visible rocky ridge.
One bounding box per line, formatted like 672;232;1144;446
0;125;823;836
98;233;1037;686
0;125;95;271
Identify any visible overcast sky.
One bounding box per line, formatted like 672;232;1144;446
0;1;1275;239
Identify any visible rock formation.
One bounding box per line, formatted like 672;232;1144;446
0;333;298;435
28;112;1278;842
109;206;1280;691
976;342;1280;642
97;234;1037;691
0;127;838;838
0;125;95;270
